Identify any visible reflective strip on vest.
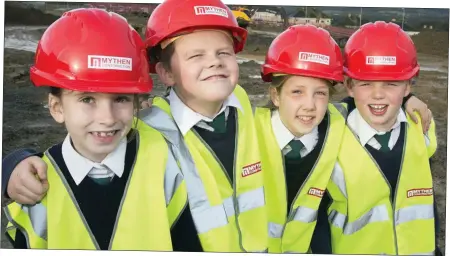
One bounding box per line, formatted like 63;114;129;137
329;205;390;235
329;204;434;235
163;149;184;206
189;188;265;234
395;204;434;225
139;106;265;235
330;165;348;198
332;103;348;119
412;251;435;255
21;203;47;240
268;222;284;239
268;206;318;239
291;206;318;224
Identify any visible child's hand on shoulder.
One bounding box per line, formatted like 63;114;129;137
140;97;154;110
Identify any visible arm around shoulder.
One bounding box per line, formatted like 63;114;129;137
2;148;42;197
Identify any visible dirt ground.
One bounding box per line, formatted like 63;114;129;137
1;6;448;253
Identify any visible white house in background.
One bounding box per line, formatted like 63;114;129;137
288;17;331;26
252;11;282;22
252;11;331;26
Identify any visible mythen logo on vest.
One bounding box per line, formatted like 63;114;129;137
407;188;433;198
241;161;262;177
307;187;325;198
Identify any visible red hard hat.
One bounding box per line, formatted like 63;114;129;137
261;25;343;83
30;8;152;93
145;0;248;73
344;21;419;81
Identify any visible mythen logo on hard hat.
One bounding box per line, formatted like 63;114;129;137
365;56;397;66
299;52;330;65
88;55;133;71
194;6;228;18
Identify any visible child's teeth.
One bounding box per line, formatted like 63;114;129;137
300;116;313;121
370;105;386;109
95;131;115;137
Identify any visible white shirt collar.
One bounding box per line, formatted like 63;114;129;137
347;108;408;147
61;134;127;185
271;109;318;152
167;89;243;135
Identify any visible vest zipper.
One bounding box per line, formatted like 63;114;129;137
348;125;407;255
279;111;330;251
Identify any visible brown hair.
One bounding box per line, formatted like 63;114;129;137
48;87;141;141
148;43;176;72
264;75;337;109
344;76;354;89
147;43;176;97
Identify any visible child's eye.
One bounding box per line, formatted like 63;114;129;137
116;96;132;103
316;91;328;96
219;51;231;56
387;83;398;86
80;97;94;103
188;54;202;59
292;90;302;94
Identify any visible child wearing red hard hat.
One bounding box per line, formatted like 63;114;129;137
324;21;441;255
3;8;185;250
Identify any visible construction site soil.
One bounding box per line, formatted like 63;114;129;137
1;5;448;252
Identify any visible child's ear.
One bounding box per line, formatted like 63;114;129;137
269;87;280;108
155;62;176;87
48;94;65;124
404;81;412;97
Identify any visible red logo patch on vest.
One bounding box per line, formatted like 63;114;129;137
241;162;262;177
407;188;433;198
307;187;325;198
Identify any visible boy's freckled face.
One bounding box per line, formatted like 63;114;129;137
347;79;411;131
169;30;239;103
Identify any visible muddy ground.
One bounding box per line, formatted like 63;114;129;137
1;7;449;253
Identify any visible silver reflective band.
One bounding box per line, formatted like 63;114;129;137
292;206;318;223
237;187;265;214
268;222;283;238
332;103;349;119
192;187;265;234
330;165;347;198
329;204;389;235
267;206;318;239
140;106;267;235
395;204;434;226
330;204;435;236
223;196;235;218
21;203;48;240
163;149;184;206
191;203;229;234
412;251;435;255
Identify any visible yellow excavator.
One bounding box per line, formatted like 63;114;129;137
231;7;252;29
